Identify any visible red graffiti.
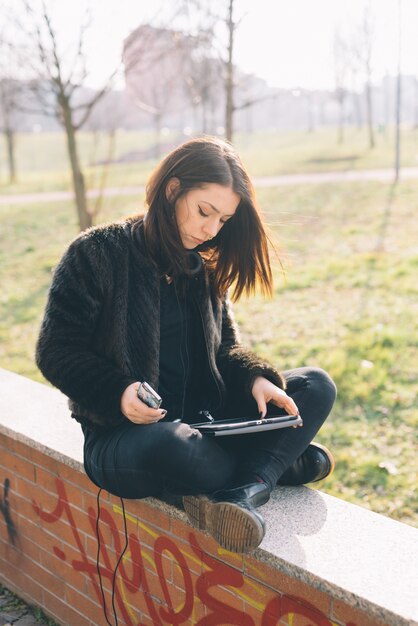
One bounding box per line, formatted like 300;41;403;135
263;596;332;625
29;478;357;626
32;479;101;598
190;532;254;626
154;536;194;624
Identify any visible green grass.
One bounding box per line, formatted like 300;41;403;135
235;127;418;176
1;127;417;193
0;130;162;194
233;181;418;524
0;175;417;528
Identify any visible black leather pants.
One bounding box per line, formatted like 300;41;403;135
82;367;336;499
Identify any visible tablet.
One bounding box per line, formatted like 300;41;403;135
191;414;303;436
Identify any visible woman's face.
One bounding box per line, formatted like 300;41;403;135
172;183;241;249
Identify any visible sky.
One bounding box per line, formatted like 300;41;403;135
234;0;417;89
3;0;418;91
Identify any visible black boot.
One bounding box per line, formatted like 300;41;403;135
278;442;335;486
183;482;268;553
211;482;270;508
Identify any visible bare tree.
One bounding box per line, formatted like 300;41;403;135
394;0;402;182
0;33;22;184
182;30;223;134
183;0;273;142
6;1;117;230
82;91;127;219
414;76;418;130
334;3;376;148
0;78;19;184
123;20;191;156
354;0;376;149
224;0;235;142
333;28;350;144
220;0;267;142
348;58;363;131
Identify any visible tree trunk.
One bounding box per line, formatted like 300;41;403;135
245;104;253;134
307;94;314;133
154;111;162;159
92;129;116;219
337;92;344;144
89;130;99;166
365;80;375;148
192;102;198;134
201;100;208;134
394;73;401;181
225;0;234;143
414;77;418;129
394;0;402;181
353;92;363;130
62;98;91;232
5;127;16;184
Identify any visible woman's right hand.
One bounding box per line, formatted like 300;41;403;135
121;382;167;424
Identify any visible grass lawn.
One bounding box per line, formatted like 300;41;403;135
1;127;417;194
0;178;417;527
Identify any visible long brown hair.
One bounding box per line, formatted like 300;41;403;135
143;136;273;301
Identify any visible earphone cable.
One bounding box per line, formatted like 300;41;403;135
174;282;189;420
96;489;129;626
110;496;129;624
96;488;114;626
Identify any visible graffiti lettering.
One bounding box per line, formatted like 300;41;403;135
26;478;357;626
155;536;194;623
263;596;331;625
190;532;254;626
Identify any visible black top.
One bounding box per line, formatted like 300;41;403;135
158;277;207;421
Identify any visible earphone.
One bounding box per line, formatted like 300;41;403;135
184;251;203;276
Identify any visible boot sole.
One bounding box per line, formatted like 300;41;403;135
183;495;265;553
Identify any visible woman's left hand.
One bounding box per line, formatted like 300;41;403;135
251;376;300;421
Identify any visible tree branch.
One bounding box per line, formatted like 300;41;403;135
73;72;117;130
233;91;276;112
62;10;92;91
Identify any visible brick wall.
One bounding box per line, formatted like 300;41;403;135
0;430;396;626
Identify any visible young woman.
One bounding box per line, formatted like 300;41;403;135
36;136;336;553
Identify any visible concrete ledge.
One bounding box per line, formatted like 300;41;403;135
1;368;417;626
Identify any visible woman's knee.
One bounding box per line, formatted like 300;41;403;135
301;368;337;420
285;366;337;410
305;367;337;401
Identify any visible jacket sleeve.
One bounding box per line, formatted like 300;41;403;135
35;235;136;424
216;295;286;397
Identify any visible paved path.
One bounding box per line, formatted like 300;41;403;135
1;167;417;206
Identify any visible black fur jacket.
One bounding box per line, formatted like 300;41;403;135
36;217;285;428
